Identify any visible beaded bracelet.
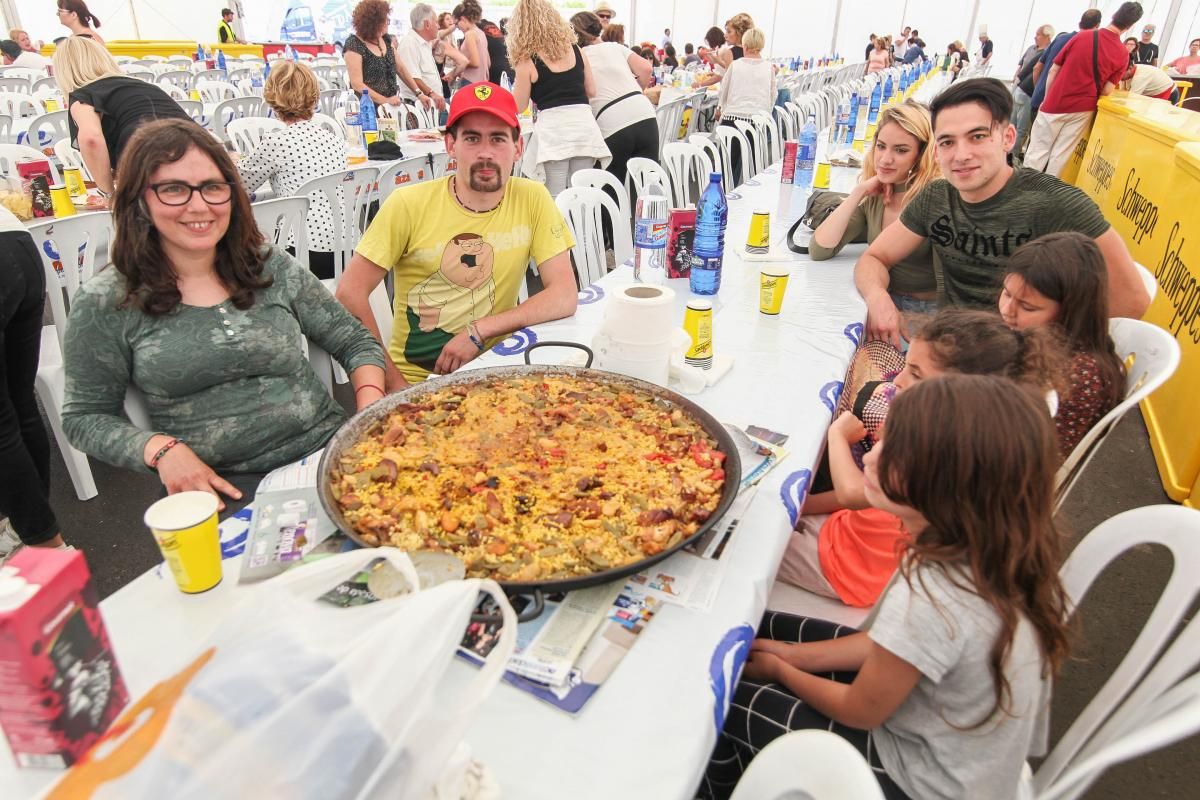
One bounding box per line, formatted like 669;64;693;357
149;437;184;470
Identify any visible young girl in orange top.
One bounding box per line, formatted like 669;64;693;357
779;309;1066;607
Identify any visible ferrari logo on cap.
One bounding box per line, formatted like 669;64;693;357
475;85;492;101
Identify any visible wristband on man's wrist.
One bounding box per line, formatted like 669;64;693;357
466;321;486;351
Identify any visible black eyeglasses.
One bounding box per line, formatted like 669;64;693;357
147;181;235;206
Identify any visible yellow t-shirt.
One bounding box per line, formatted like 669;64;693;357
355;176;574;382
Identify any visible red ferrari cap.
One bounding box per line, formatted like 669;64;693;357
445;81;519;129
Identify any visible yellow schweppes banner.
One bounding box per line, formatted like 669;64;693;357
1074;95;1200;504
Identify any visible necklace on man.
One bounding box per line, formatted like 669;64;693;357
452;176;501;213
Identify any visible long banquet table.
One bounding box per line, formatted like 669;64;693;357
0;124;876;798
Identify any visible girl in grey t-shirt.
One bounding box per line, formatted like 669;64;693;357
700;375;1071;800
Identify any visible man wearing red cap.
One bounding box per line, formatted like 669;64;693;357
337;82;577;389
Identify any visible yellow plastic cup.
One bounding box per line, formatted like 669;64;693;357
64;167;86;198
363;130;379;145
49;185;76;218
759;268;790;315
814;161;831;189
144;492;223;594
745;210;770;254
44;98;59;112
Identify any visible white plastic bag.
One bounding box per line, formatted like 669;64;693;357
47;549;516;800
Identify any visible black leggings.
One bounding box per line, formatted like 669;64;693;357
0;231;58;544
698;612;911;800
603;117;660;187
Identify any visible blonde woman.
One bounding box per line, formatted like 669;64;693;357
508;0;609;196
716;27;774;183
714;13;754;69
53;36;190;195
235;61;347;280
811;101;941;314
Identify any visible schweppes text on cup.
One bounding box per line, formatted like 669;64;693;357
684;300;713;370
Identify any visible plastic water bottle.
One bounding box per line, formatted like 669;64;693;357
359;88;377;134
868;80;882;124
797;114;817;188
344;90;363;148
690;173;727;296
844;91;859;146
633;182;668;283
196;43;204;62
499;72;512;94
262;58;271;83
216;49;227;71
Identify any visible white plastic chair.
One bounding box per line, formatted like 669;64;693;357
571;167;633;239
26;110;69;148
166;55;194;68
0;91;42;119
0;114;10;146
195;68;229;85
567;170;635;267
376;155;433;207
752;112;781;166
689;134;726;191
1037;670;1200;800
1054;318;1180;512
162;84;189;102
624;156;671;215
732;119;765;179
661;141;714;207
714;124;754;187
317;89;344;119
555;187;627;290
196;80;238;104
251;195;309;260
293;165;380;278
124;70;155;83
0;143;62;183
311;112;345;140
226;116;285;156
53;139;92;180
1024;505;1200;800
176;99;206;126
773;104;797;143
1134;261;1158;303
654;96;687;156
155;70;193;91
728;729;885;800
0;77;31;94
211;96;268;141
430;151;453;177
28;212;116;501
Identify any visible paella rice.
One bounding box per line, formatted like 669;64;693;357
329;375;727;582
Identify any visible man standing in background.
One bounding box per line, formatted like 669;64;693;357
217;8;244;45
1025;2;1143;177
1136;23;1158;65
1011;24;1052;164
594;2;615;30
978;29;994;67
397;4;447;114
1030;10;1103;117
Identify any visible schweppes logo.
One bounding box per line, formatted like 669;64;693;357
474;85;492;102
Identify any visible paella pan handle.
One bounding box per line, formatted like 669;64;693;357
523;341;594;369
470;589;545;624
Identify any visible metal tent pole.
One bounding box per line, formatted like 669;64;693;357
1159;0;1186;58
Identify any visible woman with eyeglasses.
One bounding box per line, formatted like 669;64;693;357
57;0;104;43
61;119;386;512
53;36;190;196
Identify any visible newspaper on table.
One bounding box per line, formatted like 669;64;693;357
238;450;349;583
458;580;666;714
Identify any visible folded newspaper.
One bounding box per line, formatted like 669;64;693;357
458;581;665;714
238;450;350;583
